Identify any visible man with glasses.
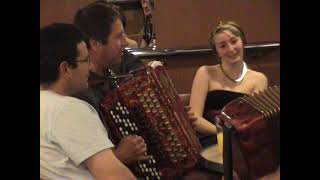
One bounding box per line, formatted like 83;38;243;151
40;23;137;180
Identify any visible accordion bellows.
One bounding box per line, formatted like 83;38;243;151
220;86;280;180
100;66;202;179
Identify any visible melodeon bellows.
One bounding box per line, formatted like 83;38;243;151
220;86;280;180
100;66;202;179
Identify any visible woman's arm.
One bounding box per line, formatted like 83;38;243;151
253;72;268;94
189;66;217;135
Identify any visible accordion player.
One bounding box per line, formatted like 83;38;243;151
100;66;202;179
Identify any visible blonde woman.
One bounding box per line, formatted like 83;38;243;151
189;21;268;147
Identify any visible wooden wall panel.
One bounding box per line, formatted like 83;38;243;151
40;0;143;35
40;0;95;27
154;0;280;49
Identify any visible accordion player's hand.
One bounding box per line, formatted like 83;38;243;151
147;61;163;68
114;135;150;165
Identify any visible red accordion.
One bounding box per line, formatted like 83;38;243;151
220;86;280;180
100;66;202;179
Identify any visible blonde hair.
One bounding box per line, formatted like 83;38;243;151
208;21;246;54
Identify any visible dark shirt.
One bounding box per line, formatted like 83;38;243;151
203;90;246;123
142;17;155;46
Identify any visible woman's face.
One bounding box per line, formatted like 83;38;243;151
213;30;244;64
141;0;152;17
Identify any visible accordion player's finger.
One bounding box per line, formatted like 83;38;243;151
133;135;145;143
135;144;148;159
147;60;163;68
136;141;147;152
137;154;152;161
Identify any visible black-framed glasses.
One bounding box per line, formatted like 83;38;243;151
75;55;90;63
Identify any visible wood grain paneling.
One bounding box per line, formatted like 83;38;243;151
154;0;280;49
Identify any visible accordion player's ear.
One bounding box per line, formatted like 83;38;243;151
147;61;163;68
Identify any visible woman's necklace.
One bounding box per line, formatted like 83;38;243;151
220;62;247;83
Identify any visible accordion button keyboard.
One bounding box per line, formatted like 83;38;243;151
152;108;157;114
148;168;152;173
173;137;178;141
149;92;155;97
172;159;178;163
139;96;145;101
173;147;178;152
155;102;160;108
148;102;154;108
164;121;170;126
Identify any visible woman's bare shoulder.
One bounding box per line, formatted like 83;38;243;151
247;69;267;80
204;64;220;74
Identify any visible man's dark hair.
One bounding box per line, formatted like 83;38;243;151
40;23;86;85
74;2;121;46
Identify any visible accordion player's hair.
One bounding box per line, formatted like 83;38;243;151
208;21;247;55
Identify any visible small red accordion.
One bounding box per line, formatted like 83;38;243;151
220;86;280;180
100;66;202;179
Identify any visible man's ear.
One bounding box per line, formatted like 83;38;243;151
89;38;101;52
58;61;71;79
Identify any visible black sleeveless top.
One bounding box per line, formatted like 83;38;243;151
203;90;246;123
199;90;245;148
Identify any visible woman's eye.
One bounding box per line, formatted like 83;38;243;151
231;39;238;44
